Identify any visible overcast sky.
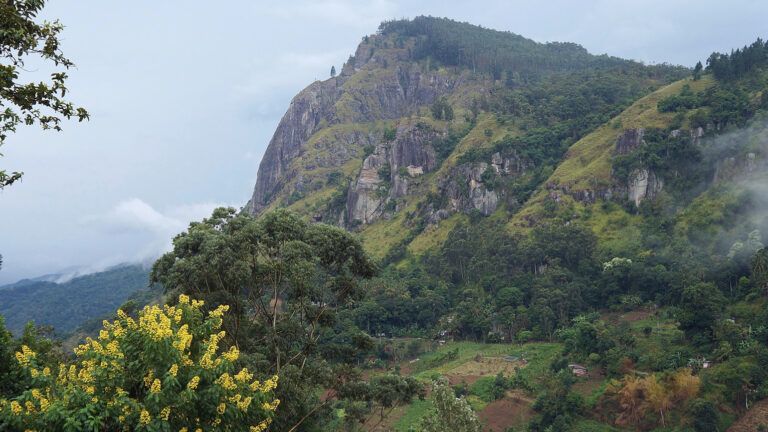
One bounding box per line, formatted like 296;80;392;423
1;0;766;284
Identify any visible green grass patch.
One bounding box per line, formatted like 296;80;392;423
393;397;431;432
407;213;467;256
509;76;714;233
571;419;620;431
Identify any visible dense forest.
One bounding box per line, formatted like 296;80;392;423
0;265;154;335
4;12;768;432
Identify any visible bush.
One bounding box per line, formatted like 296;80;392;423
688;398;719;432
0;295;279;431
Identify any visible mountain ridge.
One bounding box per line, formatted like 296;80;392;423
244;16;689;262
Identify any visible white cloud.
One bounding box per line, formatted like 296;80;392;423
83;198;229;263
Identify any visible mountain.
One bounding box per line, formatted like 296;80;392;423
245;16;688;262
239;17;768;429
0;264;156;335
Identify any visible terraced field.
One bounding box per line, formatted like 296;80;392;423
363;341;561;431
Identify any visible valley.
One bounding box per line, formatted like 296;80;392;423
3;11;768;432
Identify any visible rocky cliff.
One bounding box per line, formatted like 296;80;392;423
244;17;689;259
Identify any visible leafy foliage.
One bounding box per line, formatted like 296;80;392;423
0;0;89;188
706;38;768;81
0;296;279;431
416;378;481;432
150;208;405;430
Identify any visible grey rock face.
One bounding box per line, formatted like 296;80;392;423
627;168;663;206
346;122;444;225
346;145;389;224
245;78;342;214
491;151;528;175
713;152;760;182
615;128;645;155
246;35;472;215
440;162;499;216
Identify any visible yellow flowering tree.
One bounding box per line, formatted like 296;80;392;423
0;295;279;431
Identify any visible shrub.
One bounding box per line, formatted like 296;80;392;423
0;295;279;431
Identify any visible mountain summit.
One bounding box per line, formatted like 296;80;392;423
245;16;688;261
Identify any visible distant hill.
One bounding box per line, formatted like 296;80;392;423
0;264;155;335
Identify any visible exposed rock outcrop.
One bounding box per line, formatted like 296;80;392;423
246;35;475;215
714;152;759;182
245;78;342;214
346;145;389;224
440;163;499;216
627;168;663;206
346;122;444;225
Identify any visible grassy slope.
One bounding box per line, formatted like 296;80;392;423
358;113;518;259
509;76;714;234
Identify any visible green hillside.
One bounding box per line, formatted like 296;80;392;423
237;18;768;430
5;15;768;432
0;264;154;335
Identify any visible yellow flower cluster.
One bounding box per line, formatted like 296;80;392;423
261;398;280;411
209;304;229;318
238;396;253;411
139;409;151;425
150;379;162;394
235;368;253;383
250;375;279;393
250;418;272;432
199;331;226;369
14;345;36;367
187;376;200;391
223;346;240;362
29;390;49;413
1;295;279;430
138;305;174;341
216;373;237;391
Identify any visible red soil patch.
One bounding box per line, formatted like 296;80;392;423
479;390;535;432
445;374;482;386
728;399;768;431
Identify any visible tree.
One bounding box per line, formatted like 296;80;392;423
490;372;508;400
529;368;582;431
330;65;336;77
151;208;377;430
752;247;768;294
0;295;279;431
608;369;700;428
0;0;89;188
430;97;454;121
418;378;481;432
678;282;725;337
693;61;703;80
689;398;719;432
